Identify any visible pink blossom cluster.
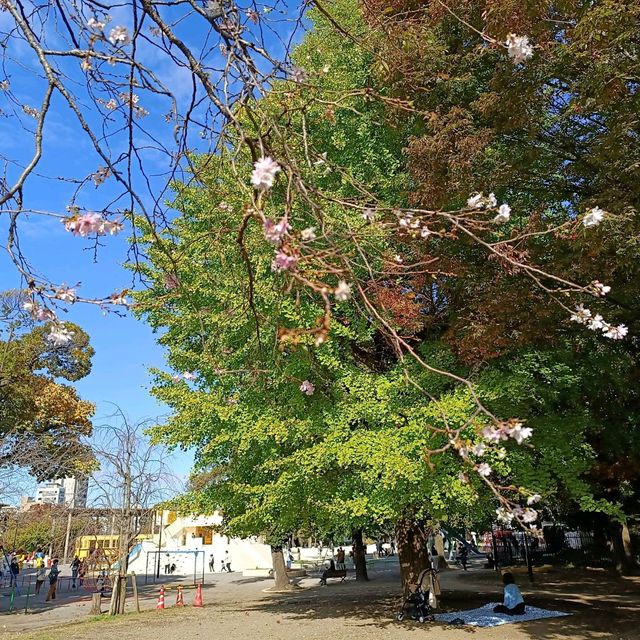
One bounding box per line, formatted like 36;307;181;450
299;380;315;395
571;304;628;340
499;505;538;524
263;217;290;245
271;251;298;272
63;213;123;237
482;421;533;445
251;156;280;190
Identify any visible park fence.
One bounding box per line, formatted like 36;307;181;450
488;526;613;570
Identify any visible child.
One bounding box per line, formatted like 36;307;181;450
35;558;46;595
494;572;525;615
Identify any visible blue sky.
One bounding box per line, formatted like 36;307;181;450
0;1;310;491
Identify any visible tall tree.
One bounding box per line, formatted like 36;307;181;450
0;291;95;487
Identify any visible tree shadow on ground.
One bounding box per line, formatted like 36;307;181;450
225;567;640;639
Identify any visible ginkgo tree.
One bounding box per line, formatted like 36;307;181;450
130;0;640;587
1;0;637;580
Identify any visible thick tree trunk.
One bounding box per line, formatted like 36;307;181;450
611;521;637;575
271;546;291;590
396;520;431;595
352;530;369;582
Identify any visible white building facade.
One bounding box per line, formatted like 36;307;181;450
33;476;89;507
126;511;273;577
35;482;65;505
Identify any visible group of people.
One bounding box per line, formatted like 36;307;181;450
208;550;232;573
1;548;88;602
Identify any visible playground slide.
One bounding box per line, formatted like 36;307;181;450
440;528;485;556
110;543;143;570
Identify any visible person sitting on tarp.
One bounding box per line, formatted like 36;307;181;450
493;572;525;615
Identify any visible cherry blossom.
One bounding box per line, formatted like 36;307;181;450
271;251;298;272
482;424;509;443
92;167;111;186
467;192;497;210
527;494;542;505
570;304;592;325
471;443;486;457
583;206;605;228
108;26;130;46
493;204;511;224
81;58;92;72
591;281;611;297
602;323;628;340
477;462;492;477
513;507;538;524
334;281;352;302
299;380;315;395
398;213;413;228
420;226;431;238
587;314;604;331
246;9;259;23
54;286;77;303
362;208;376;222
104;99;117;111
496;507;514;523
63;213;123;237
22;301;34;312
509;423;533;445
36;308;56;322
505;34;534;63
301;227;316;241
263;217;290;245
47;325;74;347
251;156;280;190
87;17;105;30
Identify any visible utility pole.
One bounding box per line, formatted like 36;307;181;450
156;510;164;578
62;509;73;564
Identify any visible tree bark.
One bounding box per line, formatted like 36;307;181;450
611;521;637;575
396;520;431;595
270;546;291;590
89;592;102;616
352;530;369;581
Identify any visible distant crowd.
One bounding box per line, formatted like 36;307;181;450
1;546;87;601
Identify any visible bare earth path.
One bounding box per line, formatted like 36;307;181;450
2;559;639;640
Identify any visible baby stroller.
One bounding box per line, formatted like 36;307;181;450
396;568;437;623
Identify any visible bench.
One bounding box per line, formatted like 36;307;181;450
319;563;347;585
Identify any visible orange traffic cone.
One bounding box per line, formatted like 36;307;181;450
156;585;165;610
193;583;203;608
176;585;185;607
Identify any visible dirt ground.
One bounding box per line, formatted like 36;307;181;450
2;560;639;640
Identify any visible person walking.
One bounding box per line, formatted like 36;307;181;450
9;556;21;595
457;542;468;571
35;558;47;595
225;549;231;572
209;554;215;572
71;556;80;589
78;559;86;587
46;559;60;601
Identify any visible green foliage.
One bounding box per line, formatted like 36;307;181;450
0;291;96;479
134;0;639;544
